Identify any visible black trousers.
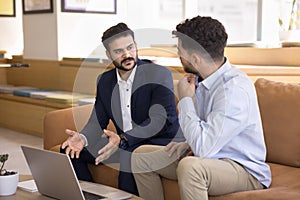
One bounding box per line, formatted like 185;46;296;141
60;147;139;196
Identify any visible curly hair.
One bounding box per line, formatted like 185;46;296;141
173;16;227;62
102;23;135;50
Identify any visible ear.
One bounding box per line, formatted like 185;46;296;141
190;52;201;67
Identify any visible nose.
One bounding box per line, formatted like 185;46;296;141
122;49;131;57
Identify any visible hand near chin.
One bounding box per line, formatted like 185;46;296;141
61;129;85;159
178;74;196;100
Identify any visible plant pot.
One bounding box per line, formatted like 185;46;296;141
279;30;300;42
0;172;19;196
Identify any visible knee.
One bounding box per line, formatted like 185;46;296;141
131;146;150;173
133;145;157;154
131;145;163;173
177;157;197;178
131;145;150;165
177;157;212;184
132;145;160;165
176;157;198;189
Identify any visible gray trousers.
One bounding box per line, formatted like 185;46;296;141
132;145;264;200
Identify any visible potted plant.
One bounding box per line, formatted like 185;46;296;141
279;0;300;41
0;154;19;196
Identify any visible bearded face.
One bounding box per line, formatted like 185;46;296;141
180;56;199;75
107;35;138;71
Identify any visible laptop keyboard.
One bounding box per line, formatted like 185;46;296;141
82;191;105;200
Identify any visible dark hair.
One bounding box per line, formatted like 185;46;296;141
173;16;227;61
101;23;134;50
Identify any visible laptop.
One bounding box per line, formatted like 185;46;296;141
21;146;132;200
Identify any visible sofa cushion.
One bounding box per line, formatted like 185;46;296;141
209;163;300;200
44;104;93;150
255;78;300;167
88;163;119;188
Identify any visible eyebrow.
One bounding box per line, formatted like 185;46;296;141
112;43;134;52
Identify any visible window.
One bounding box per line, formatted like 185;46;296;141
185;0;259;43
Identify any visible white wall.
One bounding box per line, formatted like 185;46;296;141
0;1;23;58
57;0;128;59
261;0;281;47
22;1;59;60
57;0;182;59
127;0;182;30
126;0;181;52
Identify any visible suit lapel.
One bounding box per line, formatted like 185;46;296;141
131;64;145;122
110;60;147;130
110;70;123;130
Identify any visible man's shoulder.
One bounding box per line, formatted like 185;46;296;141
97;68;115;84
137;59;171;74
138;59;153;65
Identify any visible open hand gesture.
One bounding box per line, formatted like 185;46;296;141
95;129;120;165
61;129;85;159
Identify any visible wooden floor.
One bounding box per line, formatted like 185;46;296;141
0;127;43;175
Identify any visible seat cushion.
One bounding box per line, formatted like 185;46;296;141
88;163;119;188
209;163;300;200
255;78;300;167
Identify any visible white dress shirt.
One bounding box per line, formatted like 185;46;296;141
81;66;137;146
116;66;137;132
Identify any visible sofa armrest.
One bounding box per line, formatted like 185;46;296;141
43;104;94;150
255;79;300;167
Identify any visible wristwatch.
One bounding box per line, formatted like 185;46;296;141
119;134;129;149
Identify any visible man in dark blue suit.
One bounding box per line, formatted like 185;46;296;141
61;23;182;195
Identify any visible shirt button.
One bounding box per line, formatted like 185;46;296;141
126;89;129;91
127;105;129;108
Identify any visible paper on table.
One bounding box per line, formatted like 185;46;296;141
18;179;38;192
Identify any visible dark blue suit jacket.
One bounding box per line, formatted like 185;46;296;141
81;59;182;155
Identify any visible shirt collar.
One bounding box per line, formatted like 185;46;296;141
116;64;137;84
200;57;232;90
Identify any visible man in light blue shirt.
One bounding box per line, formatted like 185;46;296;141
132;16;271;200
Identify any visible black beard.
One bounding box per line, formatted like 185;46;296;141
183;66;204;81
181;60;204;81
113;57;136;71
181;58;198;75
183;65;198;74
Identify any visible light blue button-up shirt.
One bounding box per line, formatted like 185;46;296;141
178;59;271;187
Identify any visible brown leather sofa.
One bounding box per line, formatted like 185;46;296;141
44;78;300;200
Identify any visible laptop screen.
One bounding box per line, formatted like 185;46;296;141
21;146;131;200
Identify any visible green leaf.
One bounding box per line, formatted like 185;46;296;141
0;154;9;174
0;154;8;163
279;18;283;26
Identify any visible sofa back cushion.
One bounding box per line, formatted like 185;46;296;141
255;78;300;167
